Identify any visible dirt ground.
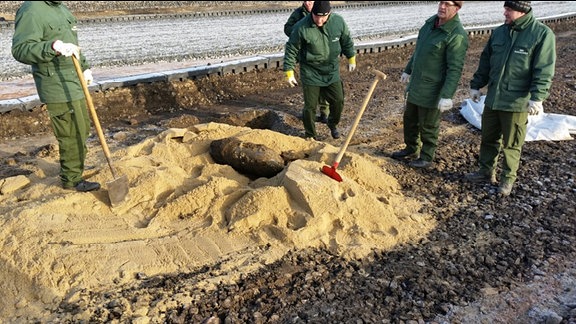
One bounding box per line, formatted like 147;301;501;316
0;16;575;324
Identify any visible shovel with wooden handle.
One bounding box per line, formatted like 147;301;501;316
322;69;387;182
72;55;129;207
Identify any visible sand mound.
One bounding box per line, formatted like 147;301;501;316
0;123;435;318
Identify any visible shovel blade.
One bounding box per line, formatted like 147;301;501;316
106;174;129;207
321;165;342;182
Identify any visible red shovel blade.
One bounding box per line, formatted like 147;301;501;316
321;165;342;182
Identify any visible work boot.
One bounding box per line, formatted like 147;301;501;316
65;180;101;192
316;112;328;124
498;182;513;196
465;171;497;184
330;127;340;139
409;158;433;169
391;148;418;160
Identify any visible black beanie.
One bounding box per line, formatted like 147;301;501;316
312;1;331;16
504;1;531;13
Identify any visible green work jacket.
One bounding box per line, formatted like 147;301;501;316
283;13;356;86
404;14;468;109
470;11;556;112
12;1;89;104
284;5;309;37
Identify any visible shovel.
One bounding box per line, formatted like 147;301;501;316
322;69;387;182
72;55;129;207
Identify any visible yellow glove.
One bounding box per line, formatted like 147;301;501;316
348;56;356;72
285;70;298;87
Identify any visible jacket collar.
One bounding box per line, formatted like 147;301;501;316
304;13;331;28
427;13;461;33
509;10;534;31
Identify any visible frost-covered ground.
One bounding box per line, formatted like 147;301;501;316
0;1;575;81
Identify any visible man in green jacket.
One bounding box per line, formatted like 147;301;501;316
284;1;314;37
12;1;100;192
284;1;330;124
283;1;356;140
466;1;556;196
392;1;468;169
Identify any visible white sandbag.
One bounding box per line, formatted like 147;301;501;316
459;96;484;130
459;96;576;141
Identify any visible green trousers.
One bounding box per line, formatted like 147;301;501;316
479;106;528;185
317;94;330;117
47;99;91;187
302;81;344;138
402;101;441;162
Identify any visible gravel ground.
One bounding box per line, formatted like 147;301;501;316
0;4;575;324
2;1;575;81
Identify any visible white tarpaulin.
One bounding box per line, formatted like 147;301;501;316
460;96;576;141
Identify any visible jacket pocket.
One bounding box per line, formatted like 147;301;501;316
512;119;527;147
507;80;529;93
48;21;69;33
420;70;441;83
48;102;73;118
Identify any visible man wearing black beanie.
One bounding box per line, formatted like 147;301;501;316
283;1;331;124
283;1;356;140
466;1;556;196
503;1;531;13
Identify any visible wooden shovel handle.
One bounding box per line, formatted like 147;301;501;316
333;69;387;166
71;55;118;179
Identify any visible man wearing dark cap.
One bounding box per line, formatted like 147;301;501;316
466;1;556;196
392;1;468;169
283;1;356;140
283;1;331;124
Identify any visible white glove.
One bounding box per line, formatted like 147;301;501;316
83;69;93;85
348;56;356;72
438;98;453;112
52;40;80;58
528;100;544;115
400;72;410;83
470;89;481;103
285;70;298;87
